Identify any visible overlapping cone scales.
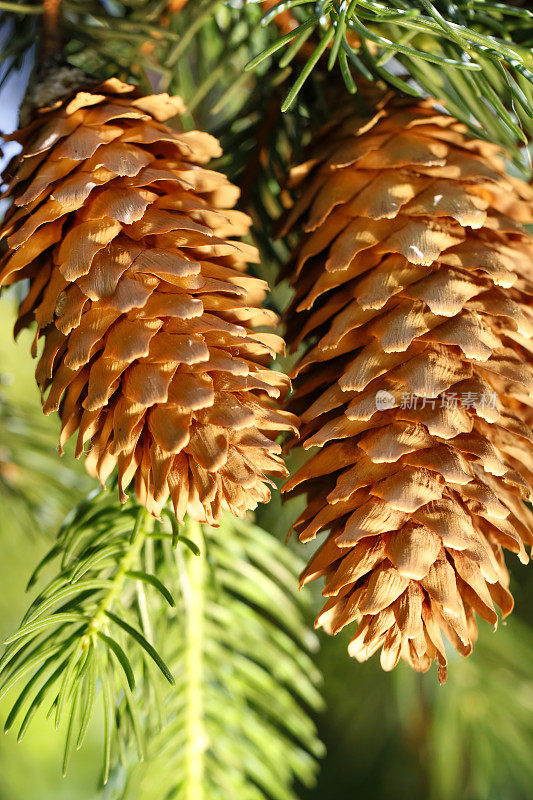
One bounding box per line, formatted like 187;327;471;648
282;98;533;681
0;78;296;523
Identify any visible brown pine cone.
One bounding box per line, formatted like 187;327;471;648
282;97;533;681
0;78;297;523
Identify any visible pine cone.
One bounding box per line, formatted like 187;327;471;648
0;78;297;523
282;98;533;681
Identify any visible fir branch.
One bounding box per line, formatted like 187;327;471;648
118;515;324;800
0;490;180;782
0;491;324;796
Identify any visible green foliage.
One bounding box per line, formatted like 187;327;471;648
304;603;533;800
63;0;258;117
0;298;91;530
249;0;533;170
0;491;323;798
21;0;273;134
216;84;304;303
0;492;178;782
117;515;324;800
4;0;533;171
1;1;274;140
0;392;84;529
424;618;533;800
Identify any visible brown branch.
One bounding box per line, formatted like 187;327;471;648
239;92;283;210
41;0;62;66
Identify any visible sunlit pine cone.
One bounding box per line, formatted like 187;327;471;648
0;78;297;523
282;97;533;681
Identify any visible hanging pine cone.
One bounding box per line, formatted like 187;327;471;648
0;78;297;523
282;97;533;681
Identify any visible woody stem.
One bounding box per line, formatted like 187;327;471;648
42;0;62;66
